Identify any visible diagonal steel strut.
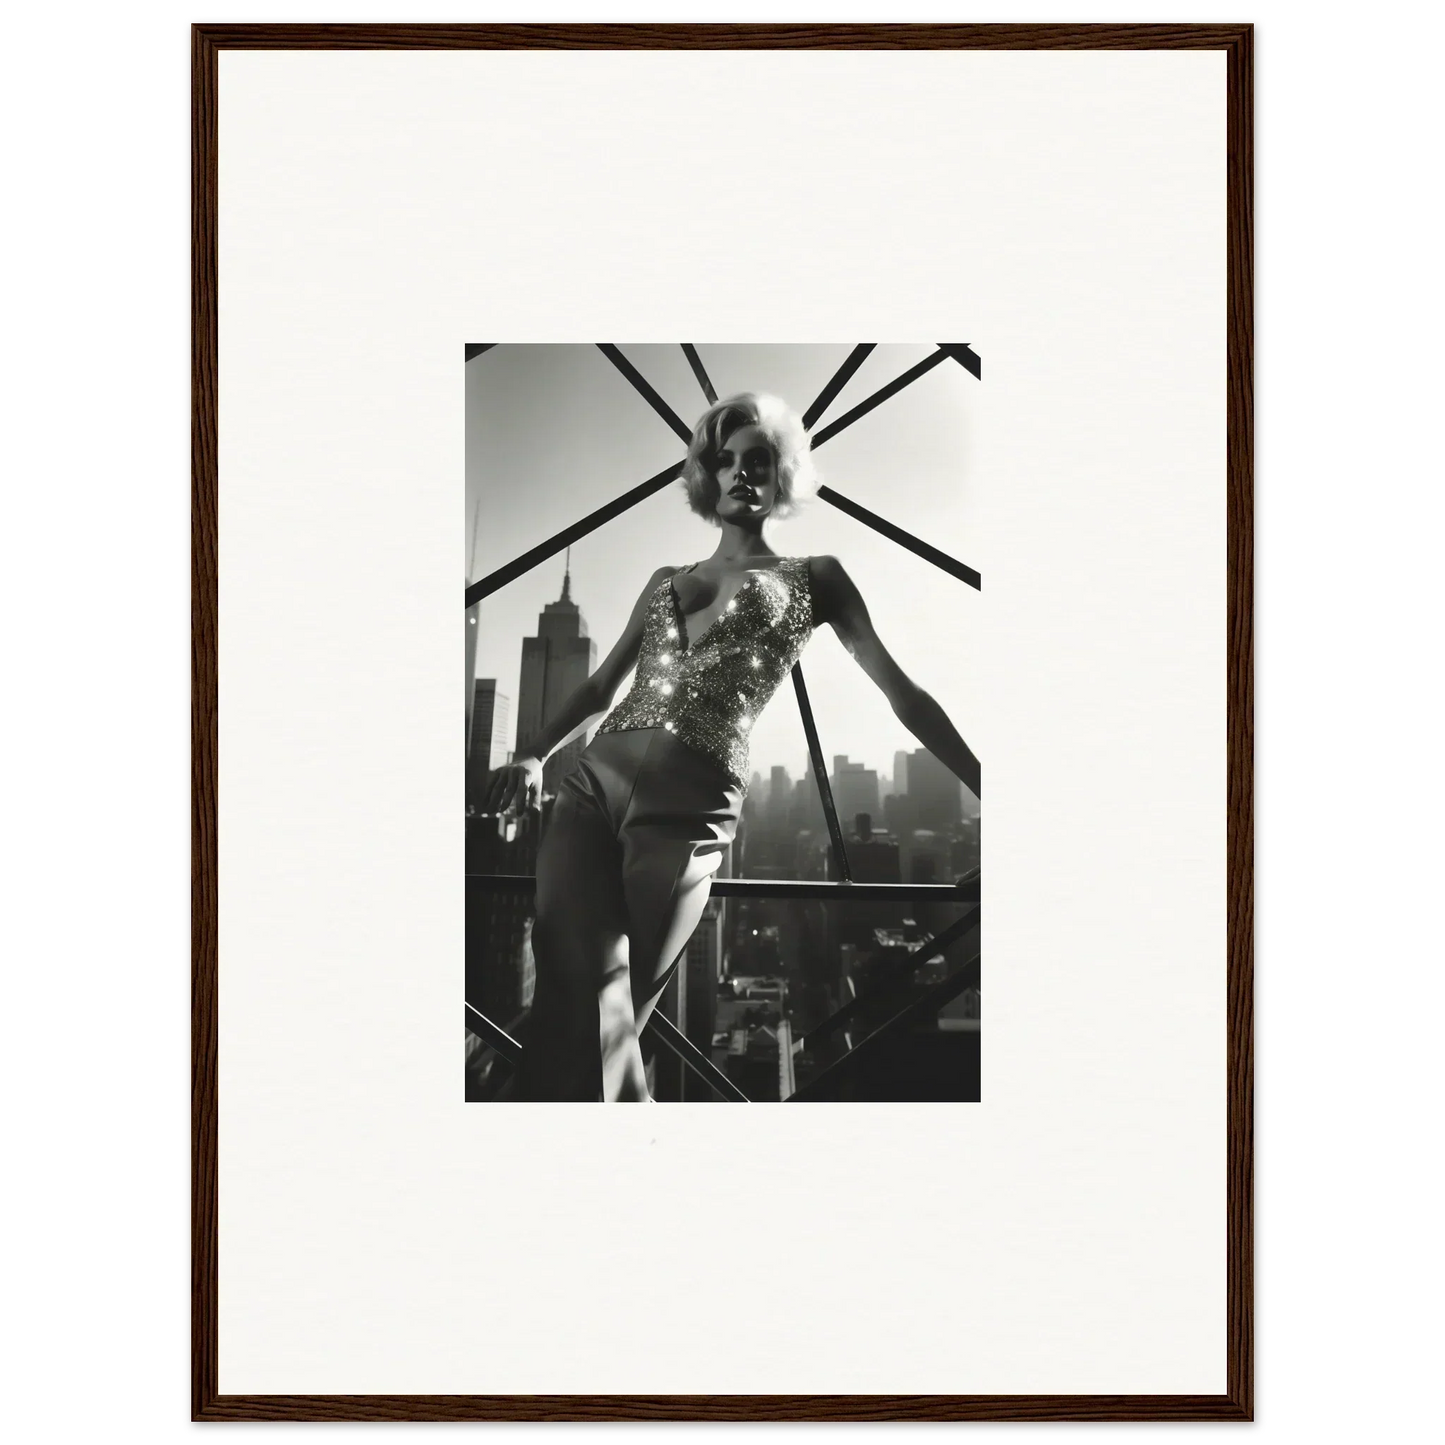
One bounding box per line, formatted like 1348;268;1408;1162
465;344;981;604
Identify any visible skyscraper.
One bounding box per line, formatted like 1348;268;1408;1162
466;809;540;1028
465;599;481;742
516;560;597;795
465;501;484;740
830;756;880;826
654;845;732;1101
767;764;792;832
466;680;510;813
789;771;826;847
907;747;963;831
892;750;911;798
680;898;725;1100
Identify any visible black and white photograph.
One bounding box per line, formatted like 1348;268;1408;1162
464;343;983;1102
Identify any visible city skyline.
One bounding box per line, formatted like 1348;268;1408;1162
466;343;980;791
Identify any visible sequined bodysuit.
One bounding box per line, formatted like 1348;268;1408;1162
595;556;815;788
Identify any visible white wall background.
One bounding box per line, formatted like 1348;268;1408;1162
217;41;1224;1396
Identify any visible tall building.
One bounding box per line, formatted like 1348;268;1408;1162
654;850;732;1101
465;502;484;738
679;898;726;1100
466;680;510;813
466;808;541;1027
789;773;826;846
716;992;792;1102
465;599;481;742
768;765;791;828
650;826;734;1103
907;747;963;831
516;561;597;795
830;756;880;825
882;790;915;839
951;816;982;877
892;750;911;798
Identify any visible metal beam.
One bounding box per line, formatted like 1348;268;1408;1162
810;347;951;447
597;343;694;444
817;485;981;591
467;872;979;903
800;907;979;1049
717;876;976;901
464;1002;523;1065
464;340;985;608
645;1012;750;1103
463;1000;749;1102
938;342;981;379
791;664;852;882
802;343;876;429
787;942;981;1102
465;460;683;606
681;344;717;404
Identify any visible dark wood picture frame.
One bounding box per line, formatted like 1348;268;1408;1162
193;21;1252;1423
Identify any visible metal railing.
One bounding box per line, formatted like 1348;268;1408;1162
469;874;979;903
465;341;982;1101
788;912;981;1102
465;892;980;1104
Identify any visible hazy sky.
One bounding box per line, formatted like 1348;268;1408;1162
465;343;980;786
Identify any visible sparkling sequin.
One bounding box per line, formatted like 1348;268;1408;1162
596;556;815;787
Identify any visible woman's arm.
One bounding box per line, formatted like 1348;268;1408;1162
483;565;676;812
810;554;981;802
520;562;674;761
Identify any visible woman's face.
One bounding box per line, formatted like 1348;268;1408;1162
711;423;779;523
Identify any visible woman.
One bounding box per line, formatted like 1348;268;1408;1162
484;392;980;1101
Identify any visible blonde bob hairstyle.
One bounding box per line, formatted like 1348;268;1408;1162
680;392;820;524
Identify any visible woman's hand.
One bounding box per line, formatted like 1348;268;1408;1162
482;755;544;815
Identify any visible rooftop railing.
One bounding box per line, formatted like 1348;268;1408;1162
466;884;979;1103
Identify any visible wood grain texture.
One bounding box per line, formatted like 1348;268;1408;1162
192;21;1253;1423
190;19;220;1426
1224;22;1256;1425
191;22;1252;51
194;1392;1250;1423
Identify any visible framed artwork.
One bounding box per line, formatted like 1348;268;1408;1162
195;22;1252;1421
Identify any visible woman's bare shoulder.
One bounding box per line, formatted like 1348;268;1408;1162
805;554;849;585
804;555;860;622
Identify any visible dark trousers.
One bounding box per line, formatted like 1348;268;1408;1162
518;728;742;1101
